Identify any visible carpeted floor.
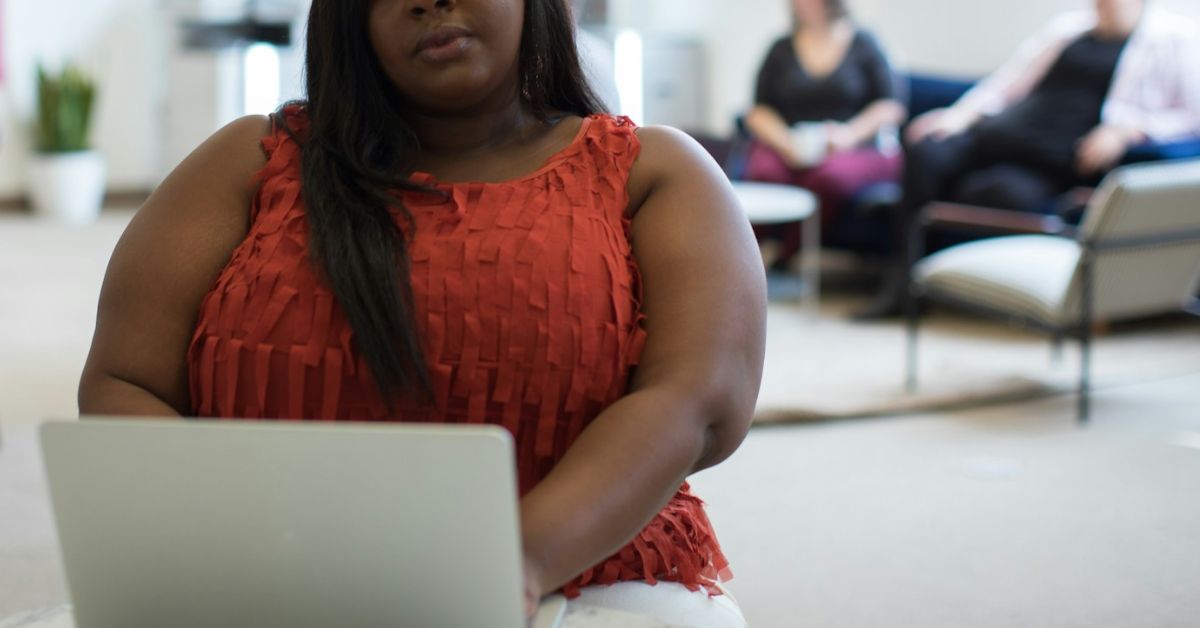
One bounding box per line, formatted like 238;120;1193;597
692;376;1200;628
756;298;1200;422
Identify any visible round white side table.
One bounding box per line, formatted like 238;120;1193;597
730;181;820;312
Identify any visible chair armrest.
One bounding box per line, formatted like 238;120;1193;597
720;114;758;181
687;115;754;181
921;202;1076;236
735;114;751;139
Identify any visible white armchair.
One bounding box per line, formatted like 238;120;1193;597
905;158;1200;422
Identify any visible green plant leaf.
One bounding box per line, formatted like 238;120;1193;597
35;63;97;153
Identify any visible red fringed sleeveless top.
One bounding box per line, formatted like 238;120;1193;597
187;106;731;596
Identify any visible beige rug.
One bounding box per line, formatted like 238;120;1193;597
755;295;1200;423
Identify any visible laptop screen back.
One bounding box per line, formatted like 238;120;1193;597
40;419;526;628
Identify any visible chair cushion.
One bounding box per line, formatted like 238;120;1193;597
914;235;1081;326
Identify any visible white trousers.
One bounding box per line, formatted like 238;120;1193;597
568;581;749;628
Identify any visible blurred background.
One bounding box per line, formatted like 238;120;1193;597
3;2;1200;627
3;0;1199;202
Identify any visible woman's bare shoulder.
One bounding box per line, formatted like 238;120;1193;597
141;114;273;232
185;114;275;197
627;125;729;216
117;112;276;295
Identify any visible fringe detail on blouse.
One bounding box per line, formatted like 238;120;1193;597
186;106;730;596
563;483;733;598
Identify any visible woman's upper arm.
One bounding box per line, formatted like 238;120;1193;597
79;115;272;415
627;126;767;464
753;38;788;109
859;30;907;110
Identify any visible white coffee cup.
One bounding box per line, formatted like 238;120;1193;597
790;122;829;167
875;124;901;157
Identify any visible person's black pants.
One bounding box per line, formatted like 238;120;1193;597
902;130;1081;217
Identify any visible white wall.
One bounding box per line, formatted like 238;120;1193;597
4;0;1198;198
612;0;1200;134
0;0;305;200
854;0;1200;74
0;0;166;198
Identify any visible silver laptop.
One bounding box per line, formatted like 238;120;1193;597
40;419;566;628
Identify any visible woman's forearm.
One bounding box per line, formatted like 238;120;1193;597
78;371;186;417
745;105;798;163
519;387;720;596
845;99;907;146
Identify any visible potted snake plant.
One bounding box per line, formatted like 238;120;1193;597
27;64;105;224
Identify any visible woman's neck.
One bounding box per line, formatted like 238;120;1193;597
1095;6;1143;39
404;91;540;160
797;16;850;39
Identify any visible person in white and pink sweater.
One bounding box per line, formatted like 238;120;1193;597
861;0;1200;318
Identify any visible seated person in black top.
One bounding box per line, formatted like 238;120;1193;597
862;0;1200;317
744;0;907;270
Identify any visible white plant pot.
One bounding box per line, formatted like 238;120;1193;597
27;150;107;225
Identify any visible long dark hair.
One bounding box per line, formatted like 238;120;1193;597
288;0;604;407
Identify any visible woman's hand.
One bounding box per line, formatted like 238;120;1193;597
745;105;809;170
836;100;907;155
905;107;978;144
1076;125;1141;176
825;121;858;155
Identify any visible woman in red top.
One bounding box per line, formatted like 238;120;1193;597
79;0;765;624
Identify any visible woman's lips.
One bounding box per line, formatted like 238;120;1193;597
415;26;473;63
